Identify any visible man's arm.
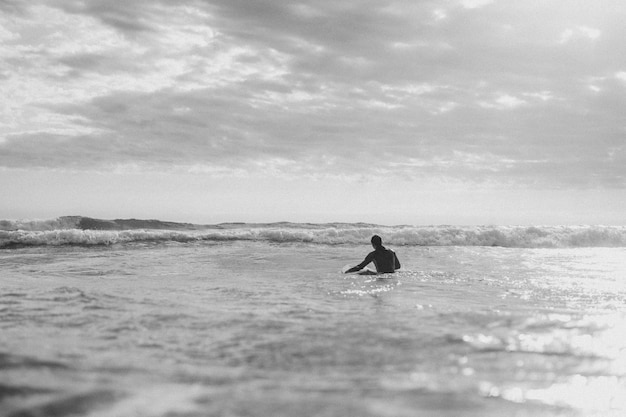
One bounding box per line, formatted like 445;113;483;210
394;251;401;270
344;253;374;273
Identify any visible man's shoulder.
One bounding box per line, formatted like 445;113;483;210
364;249;379;259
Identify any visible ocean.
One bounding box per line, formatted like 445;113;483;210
2;217;626;417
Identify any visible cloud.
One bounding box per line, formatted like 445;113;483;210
2;0;626;190
559;26;601;44
479;94;527;110
53;0;165;34
460;0;494;10
0;0;27;15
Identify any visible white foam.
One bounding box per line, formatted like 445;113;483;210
87;384;205;417
0;216;81;231
2;219;626;248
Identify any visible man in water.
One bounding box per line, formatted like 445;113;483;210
345;235;401;274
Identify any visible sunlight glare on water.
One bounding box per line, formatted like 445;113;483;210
1;239;626;417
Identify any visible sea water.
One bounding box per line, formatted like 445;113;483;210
1;218;626;417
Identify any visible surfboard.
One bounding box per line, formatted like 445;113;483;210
341;264;378;275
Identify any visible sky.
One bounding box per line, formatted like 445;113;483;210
1;0;625;225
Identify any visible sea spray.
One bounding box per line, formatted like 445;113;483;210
2;216;626;248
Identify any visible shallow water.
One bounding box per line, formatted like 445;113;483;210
2;241;626;416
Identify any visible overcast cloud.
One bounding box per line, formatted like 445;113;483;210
1;1;626;223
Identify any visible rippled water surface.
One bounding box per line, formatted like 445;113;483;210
2;242;626;416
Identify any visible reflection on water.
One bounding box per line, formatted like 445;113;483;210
1;243;625;416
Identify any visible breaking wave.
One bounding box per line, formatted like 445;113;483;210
1;216;626;248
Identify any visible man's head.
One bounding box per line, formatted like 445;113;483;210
371;235;382;248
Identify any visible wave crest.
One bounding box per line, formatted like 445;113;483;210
2;217;626;248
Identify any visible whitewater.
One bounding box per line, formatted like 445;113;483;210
2;216;626;248
2;217;626;416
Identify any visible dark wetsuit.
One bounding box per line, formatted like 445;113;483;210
351;246;401;273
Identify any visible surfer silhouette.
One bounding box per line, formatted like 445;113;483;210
345;235;401;274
